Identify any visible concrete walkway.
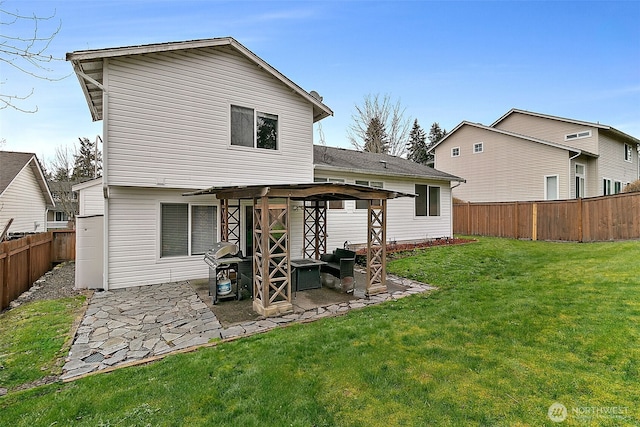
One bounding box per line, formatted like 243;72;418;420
62;275;435;381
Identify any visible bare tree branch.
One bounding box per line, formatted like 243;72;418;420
0;3;66;112
347;93;411;157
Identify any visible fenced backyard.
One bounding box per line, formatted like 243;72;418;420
0;230;75;311
454;192;640;242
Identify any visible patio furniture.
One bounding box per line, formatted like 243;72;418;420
291;258;327;291
320;248;356;288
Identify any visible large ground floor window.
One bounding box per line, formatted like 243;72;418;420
161;203;217;258
415;184;441;217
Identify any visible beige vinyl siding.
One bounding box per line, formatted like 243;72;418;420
78;180;104;216
314;171;452;248
570;155;598;198
435;125;570;202
597;132;638;193
104;46;314;189
0;163;47;233
495;113;599;154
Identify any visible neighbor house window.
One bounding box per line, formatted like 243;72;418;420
545;175;559;200
55;211;68;222
451;147;460;157
230;105;278;150
473;142;483;153
565;130;591;141
161;203;217;257
624;143;633;162
603;178;612;196
415;184;441;217
575;163;585;198
614;181;622;194
355;180;383;209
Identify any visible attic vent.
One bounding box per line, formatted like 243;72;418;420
309;90;323;102
379;160;387;168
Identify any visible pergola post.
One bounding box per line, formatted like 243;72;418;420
366;199;387;295
252;196;292;316
303;200;327;259
220;199;241;247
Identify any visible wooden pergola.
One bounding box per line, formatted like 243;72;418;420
187;183;414;317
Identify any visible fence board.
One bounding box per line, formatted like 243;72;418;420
0;230;75;311
454;192;640;242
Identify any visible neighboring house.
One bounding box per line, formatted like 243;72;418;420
68;37;462;292
47;180;80;229
0;151;54;235
313;145;463;249
431;109;640;202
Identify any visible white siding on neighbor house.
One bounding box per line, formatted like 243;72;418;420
597;132;638;193
78;181;104;216
435;124;570;202
494;113;599;154
0;163;47;233
104;46;314;190
314;171;453;249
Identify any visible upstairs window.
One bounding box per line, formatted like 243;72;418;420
451;147;460;157
565;130;591;141
473;142;483;153
231;105;278;150
624;143;633;162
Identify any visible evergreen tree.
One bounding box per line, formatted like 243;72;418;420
363;117;389;153
428;122;447;147
406;119;429;164
72;137;102;180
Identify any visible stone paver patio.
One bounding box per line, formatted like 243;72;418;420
62;274;435;381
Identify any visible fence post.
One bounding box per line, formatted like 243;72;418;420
514;201;519;239
532;203;538;241
467;201;471;235
577;198;583;242
1;241;8;309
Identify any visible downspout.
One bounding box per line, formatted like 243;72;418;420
450;179;466;238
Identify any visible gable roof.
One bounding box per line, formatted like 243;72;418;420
0;151;55;206
428;121;598;157
313;145;464;183
491;108;640;145
66;37;333;123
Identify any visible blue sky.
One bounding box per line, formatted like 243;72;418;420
1;0;639;166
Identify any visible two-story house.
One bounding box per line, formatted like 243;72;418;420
430;109;640;202
68;37;463;306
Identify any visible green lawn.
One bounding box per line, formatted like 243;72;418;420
1;238;638;426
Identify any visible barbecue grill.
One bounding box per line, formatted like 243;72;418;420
203;242;244;303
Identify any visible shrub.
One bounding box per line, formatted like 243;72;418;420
623;179;640;193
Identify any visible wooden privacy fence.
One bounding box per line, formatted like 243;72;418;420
454;192;640;242
0;230;76;311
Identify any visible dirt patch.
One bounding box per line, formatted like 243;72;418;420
1;261;86;314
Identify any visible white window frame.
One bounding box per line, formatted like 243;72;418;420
159;203;218;259
355;180;383;209
473;142;483;154
603;178;612;196
614;180;622;194
624;143;633;163
451;147;460;157
565;130;592;141
575;163;585;199
229;104;279;150
544;175;559;200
